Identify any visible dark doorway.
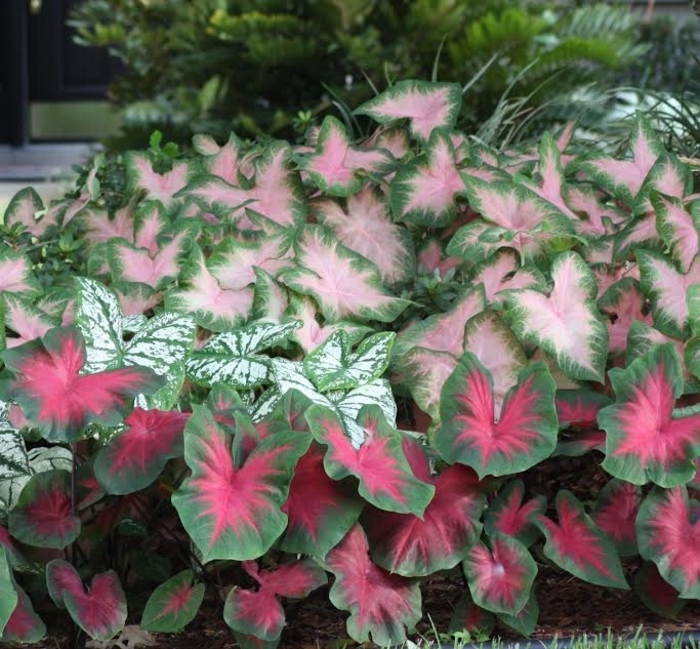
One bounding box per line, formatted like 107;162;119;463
0;0;120;146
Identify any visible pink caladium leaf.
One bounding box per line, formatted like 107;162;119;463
483;479;546;548
363;437;485;577
171;405;310;562
0;251;42;297
598;344;700;487
78;205;134;247
590;479;641;557
1;583;46;644
1;293;58;349
468;249;546;304
1;326;163;442
324;523;422;646
462;534;537;616
140;570;205;633
504;251;609;382
633;561;686;619
280;225;409;323
179;176;252;222
306;404;434;516
598;277;652;356
613;211;664;262
46;560;127;641
651;193;700;274
312;187;415;285
297;116;394;196
93;408;190;495
637;250;700;339
8;470;79;549
278;443;364;557
354;80;462;141
535;490;628;589
390;129;467;227
636;485;700;598
435;354;558;478
582;113;664;206
124;153;191;208
3;187;51;237
224;559;327;643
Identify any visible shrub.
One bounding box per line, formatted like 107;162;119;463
1;80;700;646
68;0;646;147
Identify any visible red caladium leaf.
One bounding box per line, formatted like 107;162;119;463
462;534;537;616
224;559;327;643
8;470;80;549
634;561;686;619
483;479;546;548
297;116;394;196
306;404;434;516
535;490;628;589
1;583;46;644
448;589;495;639
591;479;641;556
496;591;539;637
503;251;609;382
93;408;190;495
324;523;422;646
598;343;700;487
556;389;612;428
435;354;558;478
636;485;700;598
354;79;462;141
46;560;127;641
363;437;485;577
278;443;364;557
390;129;467;227
171;405;310;562
1;326;163;442
140;570;205;633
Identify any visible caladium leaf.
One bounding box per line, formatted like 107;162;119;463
598;277;652;356
281;225;409;322
468;249;546;304
363;438;485;576
171;406;310;562
252;268;289;322
224;559;327;642
312;187;414;284
496;591;539;637
435;354;558;478
1;326;163;442
448;589;495;638
390;129;466;227
324;523;422;646
535;490;628;589
186;321;299;389
306;405;434;516
46;560;127;641
591;479;641;557
8;470;79;549
303;331;395;392
504;251;609;382
297;116;394;196
124;153;190;208
354;80;462;141
3;187;49;237
0;547;18;636
462;534;537;616
652;193;700;274
75;278;196;409
556;389;612;428
598;344;700;487
636;485;700;598
634;561;686;619
637;250;700;339
93;408;190;495
0;251;41;297
1;583;46;644
483;479;546;548
1;293;58;349
140;570;205;633
278;443;364;557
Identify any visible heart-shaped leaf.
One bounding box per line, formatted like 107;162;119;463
141;570;205;633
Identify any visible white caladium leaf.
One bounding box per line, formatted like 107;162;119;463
74;278;197;409
390;129;467;227
637;250;700;339
504;252;609;382
354;80;462;141
280;226;410;323
270;359;397;448
296;116;395;197
186;320;301;389
303;331;395;392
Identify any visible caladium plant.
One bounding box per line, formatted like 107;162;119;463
3;79;700;648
